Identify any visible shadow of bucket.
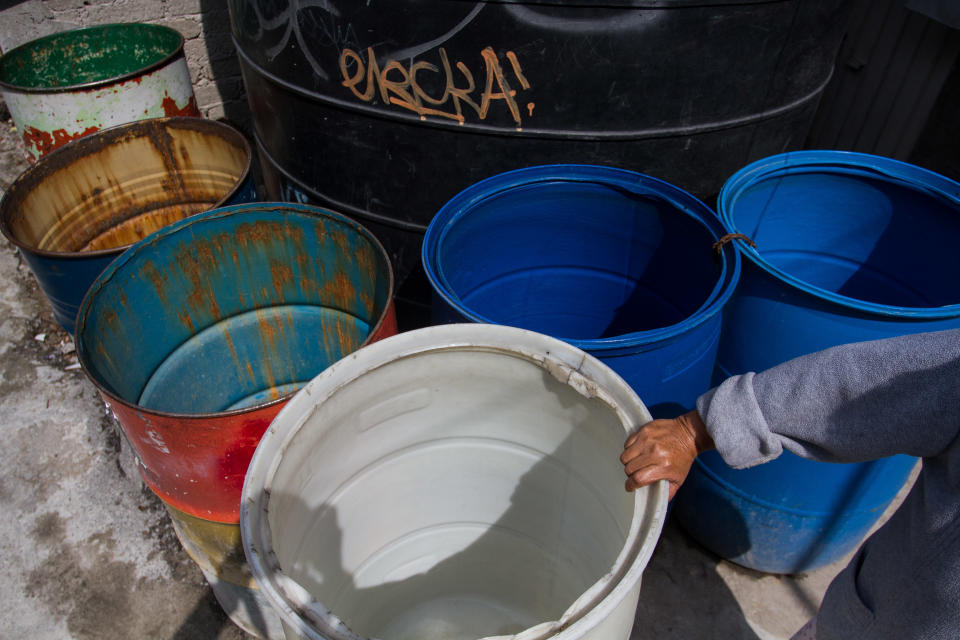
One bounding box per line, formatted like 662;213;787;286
423;164;740;416
674;150;960;573
74;203;397;637
0;23;199;161
240;324;669;640
0;116;256;334
165;502;286;640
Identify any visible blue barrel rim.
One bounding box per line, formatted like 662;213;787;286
422;163;741;353
74;201;396;419
0;117;254;260
719;150;960;319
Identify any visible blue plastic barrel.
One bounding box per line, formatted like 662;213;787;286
423;164;740;416
674;151;960;573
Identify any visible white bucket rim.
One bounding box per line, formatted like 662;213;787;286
241;323;668;640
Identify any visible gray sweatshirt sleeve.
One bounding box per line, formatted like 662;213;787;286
696;329;960;469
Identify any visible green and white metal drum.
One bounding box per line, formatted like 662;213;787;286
0;23;198;161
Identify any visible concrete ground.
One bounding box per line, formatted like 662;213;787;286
0;113;907;640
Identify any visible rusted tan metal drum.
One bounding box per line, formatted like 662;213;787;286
0;117;255;334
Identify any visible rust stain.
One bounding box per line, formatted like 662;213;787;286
323;272;355;306
334;314;349;352
320;316;337;363
94;341;120;378
162;95;201;118
176;241;222;320
354;244;376;279
140;261;169;304
117;288;130;312
143;120;190;205
22;125;99;157
256;310;279;346
331;229;351;258
80;202;208;252
99;307;120;331
221;329;254;386
233;220;302;249
222;329;239;363
254;309;279;396
299;275;315;296
359;291;375;317
270;262;294;299
295;250;311;287
176;309;196;333
314;223;328;245
193;242;218;271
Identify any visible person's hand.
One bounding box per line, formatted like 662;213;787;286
620;410;715;499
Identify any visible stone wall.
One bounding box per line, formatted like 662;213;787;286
0;0;249;128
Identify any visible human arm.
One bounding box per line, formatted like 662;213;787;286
622;328;960;493
702;328;960;468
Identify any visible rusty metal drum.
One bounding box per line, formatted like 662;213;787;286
74;203;398;523
0;117;255;334
0;23;199;161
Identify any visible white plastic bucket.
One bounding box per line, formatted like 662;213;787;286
241;324;668;640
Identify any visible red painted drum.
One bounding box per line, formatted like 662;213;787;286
75;204;397;522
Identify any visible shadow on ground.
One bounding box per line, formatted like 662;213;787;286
633;516;763;640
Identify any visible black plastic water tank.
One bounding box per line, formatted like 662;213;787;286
229;0;849;323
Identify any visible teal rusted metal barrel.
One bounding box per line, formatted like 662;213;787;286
0;117;255;334
0;23;199;161
74;203;397;522
74;203;398;638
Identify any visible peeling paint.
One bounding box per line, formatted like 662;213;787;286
161;95;200;118
0;24;197;161
21;124;99;157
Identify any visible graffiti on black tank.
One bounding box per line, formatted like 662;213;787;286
339;46;534;128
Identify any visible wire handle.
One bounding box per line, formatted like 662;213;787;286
713;233;756;262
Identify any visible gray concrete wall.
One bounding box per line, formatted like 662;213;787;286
0;0;249;127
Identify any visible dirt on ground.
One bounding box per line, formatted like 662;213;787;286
0;110;252;639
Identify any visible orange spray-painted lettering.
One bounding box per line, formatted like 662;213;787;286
339;46;533;127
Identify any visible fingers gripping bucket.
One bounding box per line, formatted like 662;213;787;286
423;165;740;416
0;117;256;334
241;324;669;640
675;151;960;573
0;23;199;160
75;203;397;637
